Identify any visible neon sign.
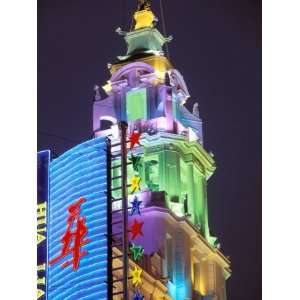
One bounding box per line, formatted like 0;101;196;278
49;197;90;271
37;137;110;299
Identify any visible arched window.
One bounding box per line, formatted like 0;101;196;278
99;116;117;130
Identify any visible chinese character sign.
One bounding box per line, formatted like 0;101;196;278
48;137;110;299
49;198;90;271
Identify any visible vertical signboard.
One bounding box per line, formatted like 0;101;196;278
37;150;50;299
47;137;110;299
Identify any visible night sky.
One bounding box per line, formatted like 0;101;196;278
38;1;261;299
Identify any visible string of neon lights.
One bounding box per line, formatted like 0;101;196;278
128;131;145;300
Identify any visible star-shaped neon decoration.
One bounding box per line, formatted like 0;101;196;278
130;154;142;172
130;243;144;261
129;131;141;150
133;291;144;300
131;266;143;287
130;176;141;194
130;219;144;240
130;196;142;216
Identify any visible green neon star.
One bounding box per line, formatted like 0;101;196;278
130;154;142;172
130;243;144;261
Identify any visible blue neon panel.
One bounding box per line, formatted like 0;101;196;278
37;150;50;300
48;137;109;300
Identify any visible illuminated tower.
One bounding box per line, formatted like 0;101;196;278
93;2;231;299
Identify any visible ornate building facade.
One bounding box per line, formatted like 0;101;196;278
93;2;231;300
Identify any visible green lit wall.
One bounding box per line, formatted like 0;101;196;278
111;136;216;244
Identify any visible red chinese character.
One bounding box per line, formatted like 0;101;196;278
49;197;90;271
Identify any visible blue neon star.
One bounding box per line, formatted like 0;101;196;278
130;196;142;216
133;291;144;300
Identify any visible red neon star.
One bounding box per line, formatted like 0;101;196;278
129;131;141;150
130;219;144;240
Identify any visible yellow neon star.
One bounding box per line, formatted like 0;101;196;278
131;266;143;287
130;176;141;193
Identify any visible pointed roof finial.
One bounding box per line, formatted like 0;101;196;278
94;85;101;101
193;103;200;118
137;0;151;11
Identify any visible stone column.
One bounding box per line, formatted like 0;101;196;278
174;229;192;300
194;172;209;238
187;162;195;223
202;179;210;241
158;149;167;194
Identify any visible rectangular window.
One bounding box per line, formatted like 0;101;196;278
126;88;147;121
193;262;201;292
145;158;159;191
150;253;163;279
207;260;216;293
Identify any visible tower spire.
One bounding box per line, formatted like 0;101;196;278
115;0;172;63
134;0;155;30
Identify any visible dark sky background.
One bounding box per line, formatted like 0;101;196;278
38;1;261;299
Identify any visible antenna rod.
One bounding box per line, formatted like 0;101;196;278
159;0;170;59
119;121;129;300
